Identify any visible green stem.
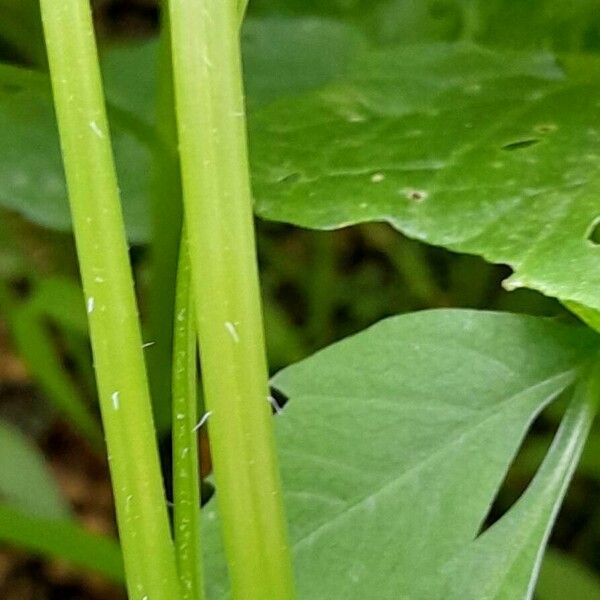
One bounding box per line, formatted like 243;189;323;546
306;231;336;346
168;1;295;598
39;2;180;598
147;0;184;434
172;232;204;600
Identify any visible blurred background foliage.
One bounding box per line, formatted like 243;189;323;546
0;0;598;598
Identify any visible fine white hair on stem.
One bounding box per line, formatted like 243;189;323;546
193;410;213;432
89;120;104;138
224;320;240;343
268;395;283;415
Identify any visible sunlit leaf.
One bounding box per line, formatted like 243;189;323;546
251;43;600;311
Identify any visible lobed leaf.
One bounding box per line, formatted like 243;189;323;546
0;18;363;245
202;310;599;598
250;43;600;311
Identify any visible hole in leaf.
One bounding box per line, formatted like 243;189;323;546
277;172;301;184
502;138;541;151
586;217;600;245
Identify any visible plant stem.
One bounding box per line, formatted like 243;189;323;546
146;0;184;434
172;232;204;600
39;2;180;597
306;231;336;346
168;1;295;598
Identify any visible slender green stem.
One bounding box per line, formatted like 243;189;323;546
39;2;180;598
168;1;295;598
366;225;446;307
172;233;204;600
306;231;336;346
146;0;184;434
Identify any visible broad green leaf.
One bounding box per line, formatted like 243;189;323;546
242;17;365;109
0;63;153;243
202;310;598;598
0;503;124;584
537;549;600;600
0;420;69;519
250;43;600;310
0;18;363;244
101;17;365;118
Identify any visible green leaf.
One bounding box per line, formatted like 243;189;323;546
0;420;69;519
357;0;600;52
0;63;153;244
467;0;600;54
537;549;600;600
251;43;600;310
101;17;365;117
0;18;363;244
202;310;599;598
242;17;365;109
0;503;124;583
0;0;45;64
28;276;88;334
10;302;102;445
248;0;600;54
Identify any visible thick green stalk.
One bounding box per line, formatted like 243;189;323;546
39;2;180;598
172;233;204;600
168;1;295;598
